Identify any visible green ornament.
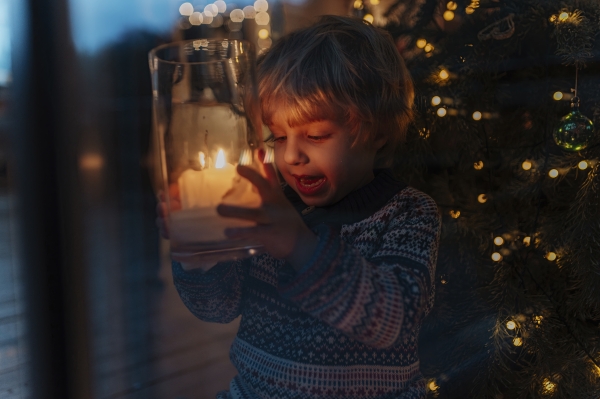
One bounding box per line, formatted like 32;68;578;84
553;98;595;152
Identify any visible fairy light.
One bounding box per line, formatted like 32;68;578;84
427;380;439;391
522;161;532;171
492;252;502;262
578;160;588;170
506;320;516;330
179;2;194;16
513;337;523;346
553;91;564;100
437;108;447;117
258;29;269;39
472;111;482;120
494;237;504;246
533;315;543;325
424;43;434;53
449;210;460;218
363;14;374;23
474;161;484;170
546;252;557;261
548;169;559;178
558;12;569;21
478;194;487;203
542;378;557;394
466;6;475;14
443;10;455;21
416;38;427;48
447;1;458;10
431;96;441;106
523;236;531;246
439;69;450;80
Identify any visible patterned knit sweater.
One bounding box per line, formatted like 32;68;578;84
172;169;441;399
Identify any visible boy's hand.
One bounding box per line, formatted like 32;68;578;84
217;163;318;271
156;191;170;240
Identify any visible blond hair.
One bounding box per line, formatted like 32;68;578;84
257;15;414;167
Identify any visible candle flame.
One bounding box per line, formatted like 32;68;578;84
215;149;226;169
199;152;206;168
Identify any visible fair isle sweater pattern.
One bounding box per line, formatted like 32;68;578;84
172;171;441;399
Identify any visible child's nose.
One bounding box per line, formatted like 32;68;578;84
283;140;308;165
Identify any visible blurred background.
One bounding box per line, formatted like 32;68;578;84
3;0;600;398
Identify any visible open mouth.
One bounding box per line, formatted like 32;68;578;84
293;175;327;195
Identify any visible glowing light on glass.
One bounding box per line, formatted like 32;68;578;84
179;2;194;16
255;11;270;25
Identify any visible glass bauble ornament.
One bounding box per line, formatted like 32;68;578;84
553;103;595;152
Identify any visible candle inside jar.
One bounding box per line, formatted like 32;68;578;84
172;148;261;244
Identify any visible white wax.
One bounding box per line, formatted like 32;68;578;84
178;163;237;209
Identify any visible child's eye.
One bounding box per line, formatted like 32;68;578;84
308;134;331;142
264;134;286;145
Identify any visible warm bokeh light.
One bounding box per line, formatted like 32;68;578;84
523;236;531;246
431;96;441;106
522;161;532;170
80;153;104;170
189;11;203;25
443;10;455;21
494;237;504;246
553;91;563;100
472;111;482;120
255;11;270;25
513;337;523;346
354;0;363;9
254;0;269;12
466;6;475;14
491;252;502;262
202;12;214;24
230;9;244;22
370;0;380;4
204;4;218;16
416;38;427;48
447;1;458;10
258;28;269;39
548;169;559;178
214;0;227;13
559;12;569;21
258;37;272;49
439;69;449;80
546;252;557;261
449;210;460;218
474;160;484;170
215;149;226;169
478;194;487;203
243;5;256;18
363;14;374;23
437;108;447;117
424;43;434;52
506;320;516;330
578;160;588;170
179;2;194;16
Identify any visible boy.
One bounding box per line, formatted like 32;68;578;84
163;15;441;399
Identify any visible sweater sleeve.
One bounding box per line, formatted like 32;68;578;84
172;259;247;324
278;191;441;349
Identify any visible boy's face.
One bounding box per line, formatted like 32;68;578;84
266;109;380;207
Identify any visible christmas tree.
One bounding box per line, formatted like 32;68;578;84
354;0;600;397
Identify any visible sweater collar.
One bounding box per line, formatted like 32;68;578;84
283;169;407;229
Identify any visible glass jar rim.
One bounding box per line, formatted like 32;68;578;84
149;38;255;66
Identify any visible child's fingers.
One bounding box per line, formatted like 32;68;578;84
236;165;276;200
261;161;279;187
